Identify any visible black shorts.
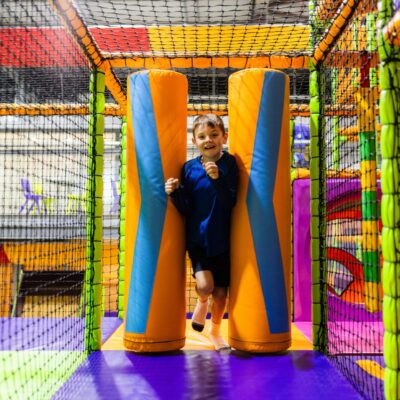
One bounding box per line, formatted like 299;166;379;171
188;248;230;288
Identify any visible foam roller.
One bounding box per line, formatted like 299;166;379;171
124;70;187;352
228;68;291;352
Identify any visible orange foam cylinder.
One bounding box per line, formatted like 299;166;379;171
228;69;291;352
124;70;187;352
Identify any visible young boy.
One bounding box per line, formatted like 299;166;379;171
165;114;238;351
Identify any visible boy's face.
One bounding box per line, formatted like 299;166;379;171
192;123;227;162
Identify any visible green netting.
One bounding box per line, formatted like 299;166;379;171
378;0;400;398
0;1;96;399
310;2;385;399
0;351;86;400
1;0;398;399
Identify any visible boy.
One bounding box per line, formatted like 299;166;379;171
165;114;238;351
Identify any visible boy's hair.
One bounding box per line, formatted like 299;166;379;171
192;114;226;137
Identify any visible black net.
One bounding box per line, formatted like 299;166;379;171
317;5;384;400
0;1;92;398
102;116;122;316
0;0;387;399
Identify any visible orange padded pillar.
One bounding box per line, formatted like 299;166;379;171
124;70;187;352
228;68;291;352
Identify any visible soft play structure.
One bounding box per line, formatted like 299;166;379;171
1;0;400;399
228;69;291;352
123;70;187;352
123;68;291;353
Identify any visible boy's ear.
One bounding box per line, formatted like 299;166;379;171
192;136;196;145
223;133;228;144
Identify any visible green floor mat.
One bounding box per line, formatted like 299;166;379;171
0;351;86;400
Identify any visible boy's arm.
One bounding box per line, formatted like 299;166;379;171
169;186;190;215
209;157;238;209
169;170;191;215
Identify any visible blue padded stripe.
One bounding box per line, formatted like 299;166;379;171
126;72;167;333
246;72;289;333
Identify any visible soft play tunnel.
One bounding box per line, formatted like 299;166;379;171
228;69;291;352
124;70;187;352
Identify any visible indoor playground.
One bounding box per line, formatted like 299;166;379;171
0;0;399;399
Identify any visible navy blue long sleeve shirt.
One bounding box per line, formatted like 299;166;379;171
170;151;238;257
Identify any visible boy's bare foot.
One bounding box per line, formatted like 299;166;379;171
191;299;208;332
209;322;231;351
209;333;231;351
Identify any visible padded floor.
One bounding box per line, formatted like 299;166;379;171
53;349;362;399
103;320;313;351
52;321;363;399
0;351;86;400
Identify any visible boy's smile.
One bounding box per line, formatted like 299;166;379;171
192;124;228;163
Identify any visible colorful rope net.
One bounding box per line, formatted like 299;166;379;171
0;0;398;399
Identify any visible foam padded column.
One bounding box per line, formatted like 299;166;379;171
228;69;291;352
124;70;187;352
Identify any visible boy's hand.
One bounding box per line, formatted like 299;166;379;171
165;178;180;195
203;161;219;180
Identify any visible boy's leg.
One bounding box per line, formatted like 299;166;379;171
210;287;227;324
209;287;230;350
192;270;214;332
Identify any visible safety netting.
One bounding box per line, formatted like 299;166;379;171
1;0;395;399
315;4;385;399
